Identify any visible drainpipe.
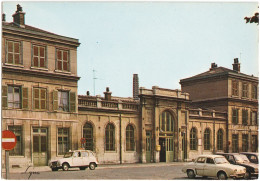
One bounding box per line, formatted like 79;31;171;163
119;114;122;164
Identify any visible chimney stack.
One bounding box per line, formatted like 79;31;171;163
232;58;240;72
104;87;112;101
2;13;6;22
210;62;218;70
133;74;139;99
12;4;25;27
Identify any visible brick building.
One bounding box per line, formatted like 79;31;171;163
1;5;258;169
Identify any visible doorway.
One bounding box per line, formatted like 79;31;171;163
146;131;152;163
33;128;48;166
159;138;166;162
159;137;174;162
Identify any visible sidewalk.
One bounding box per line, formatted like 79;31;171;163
6;162;186;173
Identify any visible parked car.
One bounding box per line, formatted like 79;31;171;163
49;150;98;171
240;152;259;164
216;153;258;179
182;155;246;180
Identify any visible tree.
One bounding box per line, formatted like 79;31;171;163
244;12;259;25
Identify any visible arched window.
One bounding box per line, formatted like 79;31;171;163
190;127;197;150
126;124;135;151
217;129;223;150
204;128;211;150
105;123;115;151
83;123;93;151
160;111;173;132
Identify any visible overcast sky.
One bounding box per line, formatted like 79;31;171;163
2;2;259;98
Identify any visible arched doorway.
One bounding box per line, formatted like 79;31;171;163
159;111;175;162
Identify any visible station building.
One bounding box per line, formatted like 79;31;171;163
1;5;258;169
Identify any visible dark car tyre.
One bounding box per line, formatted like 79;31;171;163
89;163;96;170
62;163;69;171
217;172;227;180
51;168;58;171
187;170;195;179
80;167;86;170
244;171;251;179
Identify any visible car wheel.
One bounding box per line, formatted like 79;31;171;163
89;163;96;170
218;172;227;180
80;167;86;170
187;170;195;179
62;163;69;171
51;168;58;171
244;171;251;179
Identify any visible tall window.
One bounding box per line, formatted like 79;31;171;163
83;123;93;151
252;85;258;99
242;134;248;152
33;88;46;110
8;86;21;108
232;80;238;96
56;49;69;71
242;83;248;98
232;109;239;124
232;134;239;152
58;91;69;111
9;126;23;156
204;128;211;150
6;40;21;64
32;45;46;68
242;110;248;125
58;128;69;155
190;127;197;150
217;129;223;150
159;111;173;132
105;123;115;151
251;112;258;125
251;135;258;152
126;124;135;151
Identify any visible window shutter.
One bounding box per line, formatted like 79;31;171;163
53;90;58;111
250;111;252;125
34;88;39;109
2;85;8;108
69;92;76;112
22;87;28;109
41;89;46;109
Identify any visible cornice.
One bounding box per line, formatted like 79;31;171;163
78;106;140;114
191;97;258;105
2;65;80;81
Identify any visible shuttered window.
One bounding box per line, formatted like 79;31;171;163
33;88;46;110
242;109;248;125
6;40;21;65
242;134;248;152
9;126;23;156
232;109;239;124
53;90;76;112
232;80;238;96
242;83;248;98
252;85;258;99
56;49;69;71
32;45;46;68
105;123;115;151
7;86;21;108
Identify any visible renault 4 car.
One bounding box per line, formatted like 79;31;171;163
182;155;246;179
49;150;98;171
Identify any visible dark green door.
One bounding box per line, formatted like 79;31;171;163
33;128;48;166
146;131;152;163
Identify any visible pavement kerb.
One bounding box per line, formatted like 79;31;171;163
7;162;186;173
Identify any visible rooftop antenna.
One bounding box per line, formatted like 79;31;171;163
93;69;98;96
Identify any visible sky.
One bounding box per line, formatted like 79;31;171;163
2;1;259;98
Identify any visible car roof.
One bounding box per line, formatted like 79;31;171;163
197;155;225;158
215;152;240;155
240;152;259;156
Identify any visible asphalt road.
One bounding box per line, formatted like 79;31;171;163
9;164;189;180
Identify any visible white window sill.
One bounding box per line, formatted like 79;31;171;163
54;70;71;74
30;66;48;71
4;63;24;68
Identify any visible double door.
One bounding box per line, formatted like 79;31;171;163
33;128;48;166
159;137;174;162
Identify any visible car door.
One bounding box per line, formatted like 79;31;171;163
195;157;206;176
72;151;84;166
203;157;216;177
82;151;90;166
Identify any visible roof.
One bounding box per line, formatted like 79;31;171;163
215;152;240;155
180;66;258;83
240;152;259;156
197;155;225;158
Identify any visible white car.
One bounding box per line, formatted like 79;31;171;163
182;155;246;179
49;150;98;171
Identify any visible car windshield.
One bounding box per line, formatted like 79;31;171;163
234;155;250;163
215;157;229;164
64;152;73;158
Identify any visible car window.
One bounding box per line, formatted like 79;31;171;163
215;157;229;164
196;157;206;163
227;155;235;163
81;151;89;157
64;152;73;158
73;152;79;157
234;155;249;163
206;158;215;164
249;155;257;161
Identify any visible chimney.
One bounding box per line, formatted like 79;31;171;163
210;62;218;70
133;74;139;99
104;87;112;101
86;91;90;96
12;4;25;27
2;13;6;22
232;58;240;72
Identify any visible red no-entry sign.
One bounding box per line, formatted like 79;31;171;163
2;130;17;150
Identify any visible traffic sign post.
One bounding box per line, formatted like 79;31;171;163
2;130;17;179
